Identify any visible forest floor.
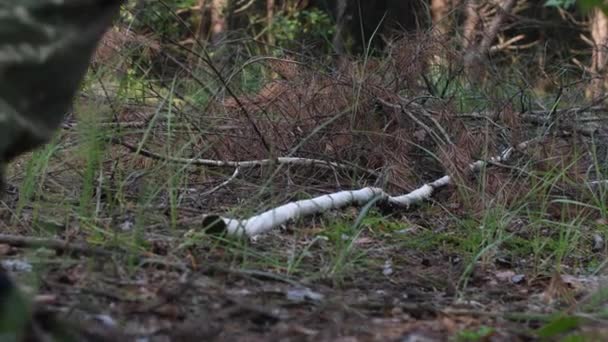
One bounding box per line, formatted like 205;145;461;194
3;181;608;341
3;40;608;341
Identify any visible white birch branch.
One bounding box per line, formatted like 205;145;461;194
207;140;536;238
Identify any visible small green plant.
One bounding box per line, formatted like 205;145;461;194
125;0;198;42
456;326;495;341
77;121;106;219
319;198;383;283
15;139;59;224
537;315;581;339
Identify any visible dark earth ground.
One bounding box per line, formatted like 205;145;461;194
3;195;608;341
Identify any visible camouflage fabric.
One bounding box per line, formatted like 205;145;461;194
0;0;122;191
0;2;121;336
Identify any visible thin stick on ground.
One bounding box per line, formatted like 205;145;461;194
0;234;114;256
206;139;538;237
116;139;380;176
200;167;240;197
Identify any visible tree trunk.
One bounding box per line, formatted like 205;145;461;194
267;0;275;45
463;0;517;73
462;0;481;52
186;0;207;66
477;0;517;54
431;0;452;36
210;0;228;43
332;0;348;55
194;0;207;43
588;7;608;100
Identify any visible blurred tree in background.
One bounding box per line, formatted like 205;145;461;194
97;0;608;101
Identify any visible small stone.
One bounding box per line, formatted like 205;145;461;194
1;259;32;273
511;274;525;284
286;288;324;302
592;233;604;252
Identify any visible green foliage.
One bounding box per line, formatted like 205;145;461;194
268;9;334;50
15;141;58;219
77;121;106;219
537;315;581;339
126;0;198;40
456;326;495;341
579;0;608;11
544;0;577;9
545;0;608;11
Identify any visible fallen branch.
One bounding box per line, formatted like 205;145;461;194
204;182;447;237
0;234;113;256
116;140;380;176
490;35;538;53
205;140;535;237
478;0;518;55
489;34;526;53
378;97;452;145
458;107;608;136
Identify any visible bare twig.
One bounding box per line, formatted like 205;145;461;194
378;97;453;145
200;168;240;197
457;104;608;136
398;96;453;145
478;0;517;54
489;34;537;53
115;139;380;176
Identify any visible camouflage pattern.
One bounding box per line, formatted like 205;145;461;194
0;0;122;190
0;1;122;338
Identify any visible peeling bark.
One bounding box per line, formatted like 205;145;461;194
211;140;534;237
